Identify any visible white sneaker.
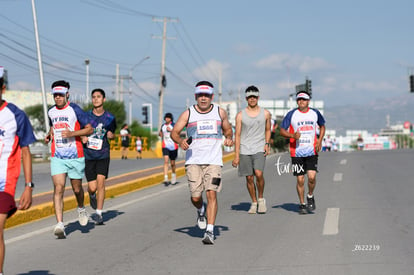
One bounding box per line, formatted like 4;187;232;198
257;198;267;214
248;202;257;214
54;222;66;239
171;173;177;185
197;203;207;230
202;230;214;245
78;208;89;226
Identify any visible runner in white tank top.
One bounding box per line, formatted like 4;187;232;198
171;81;233;245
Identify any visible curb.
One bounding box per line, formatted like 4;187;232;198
6;152;235;229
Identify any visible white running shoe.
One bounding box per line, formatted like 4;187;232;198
197;203;207;230
78;208;89;226
197;214;207;230
257;198;267;214
248;202;257;214
54;222;66;239
171;173;177;185
202;230;214;245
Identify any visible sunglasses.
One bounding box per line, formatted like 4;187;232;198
196;93;212;98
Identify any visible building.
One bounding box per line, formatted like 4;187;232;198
3;90;54;110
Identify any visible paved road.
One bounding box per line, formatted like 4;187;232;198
5;149;414;274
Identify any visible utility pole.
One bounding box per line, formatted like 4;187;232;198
152;16;178;132
85;59;90;103
115;64;120;101
218;66;222;105
31;0;49;134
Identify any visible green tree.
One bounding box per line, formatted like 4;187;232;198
272;122;288;152
129;120;158;148
83;99;126;131
24;104;51;134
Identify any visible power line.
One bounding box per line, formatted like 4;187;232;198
81;0;159;18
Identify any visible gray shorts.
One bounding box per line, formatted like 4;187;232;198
238;152;266;177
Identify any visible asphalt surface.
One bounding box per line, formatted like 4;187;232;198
8;152;233;228
4;149;414;274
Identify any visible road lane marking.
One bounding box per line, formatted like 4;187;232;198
323;208;340;235
340;159;347;165
333;173;343;182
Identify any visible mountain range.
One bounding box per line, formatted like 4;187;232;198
323;93;414;136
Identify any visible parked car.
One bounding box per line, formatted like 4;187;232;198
29;141;50;160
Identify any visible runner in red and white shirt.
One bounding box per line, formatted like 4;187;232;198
45;80;93;238
280;90;325;215
0;66;34;274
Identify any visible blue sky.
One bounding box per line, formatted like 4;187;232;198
1;0;414;125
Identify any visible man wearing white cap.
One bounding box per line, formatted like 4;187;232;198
232;85;272;214
280;90;325;214
0;66;35;275
171;81;233;245
45;80;93;238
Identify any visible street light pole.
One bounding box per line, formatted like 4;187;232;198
31;0;49;134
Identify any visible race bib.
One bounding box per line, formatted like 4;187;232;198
54;128;69;148
196;120;217;135
87;136;103;150
299;133;312;146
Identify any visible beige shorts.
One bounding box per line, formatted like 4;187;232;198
186;164;222;197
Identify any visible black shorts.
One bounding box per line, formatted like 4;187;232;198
0;192;17;218
121;141;129;148
162;148;178;160
85;158;110;182
291;155;318;176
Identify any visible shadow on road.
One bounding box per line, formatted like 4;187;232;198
17;270;56;275
273;202;314;214
230;202;251;212
174;225;229;239
64;210;125;236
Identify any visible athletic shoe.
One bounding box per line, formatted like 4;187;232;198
94;214;104;225
89;193;97;210
171;173;177;185
298;204;308;215
248;202;257;214
54;222;66;239
202;230;214;245
307;196;315;212
257;198;267;214
78;208;89;226
197;203;207;230
164;175;169;186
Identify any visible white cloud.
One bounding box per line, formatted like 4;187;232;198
233;43;255;55
11;81;39;91
255;53;334;73
193;59;230;82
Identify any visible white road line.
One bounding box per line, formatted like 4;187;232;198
333;173;343;182
323;207;340;235
340;159;347;165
